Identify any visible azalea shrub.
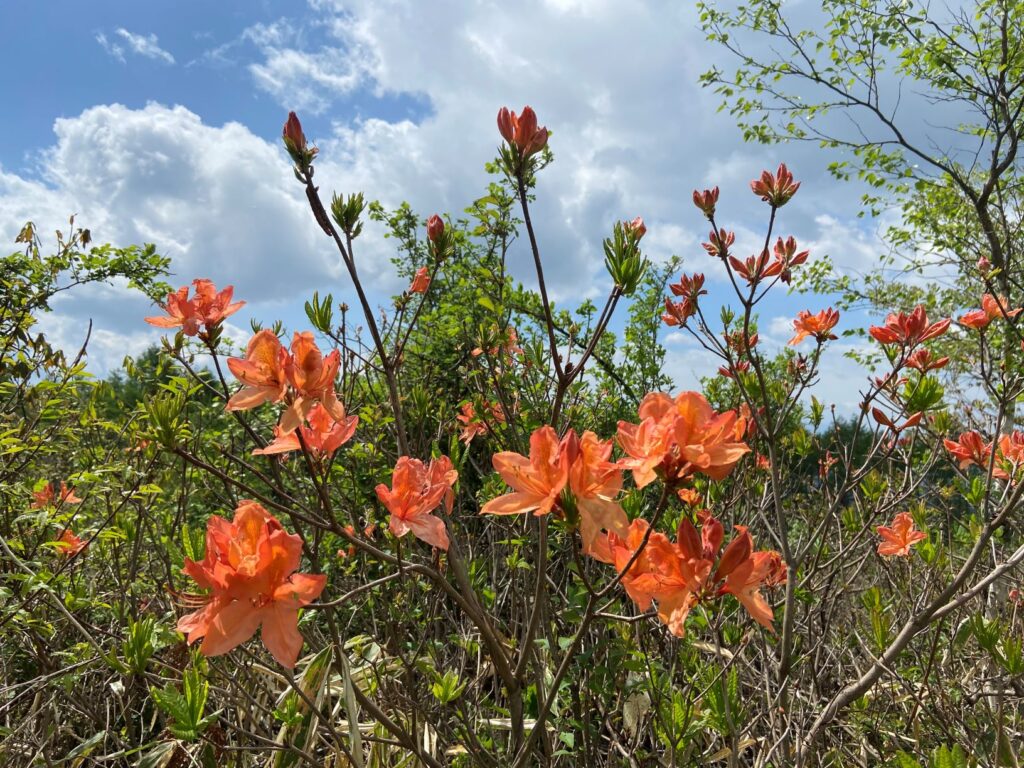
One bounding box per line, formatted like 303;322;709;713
2;107;1023;768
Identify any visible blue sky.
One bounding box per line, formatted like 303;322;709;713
0;0;898;411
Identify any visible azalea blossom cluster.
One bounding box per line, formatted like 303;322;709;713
457;401;507;444
376;456;458;551
226;329;357;440
945;430;1024;482
177;500;326;668
482;426;628;555
616;391;750;489
32;480;81;508
478;392;770;636
591;513;785;637
145;278;244;339
959;293;1022;330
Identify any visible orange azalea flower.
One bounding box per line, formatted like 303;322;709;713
943;431;992;470
876;512;927;557
146;279;244;337
376;456;457;550
481;426;569;517
32;481;82;509
995;432;1024;481
982;293;1022;321
593;513;776;636
252;402;358;458
960;294;1022;329
497;105;549;157
869;305;950;348
959;308;991;330
54;528;87;557
662;273;706;327
282;332;346;433
616;394;678;488
456;401;506;444
617;391;749;488
409;267;431;294
177;500;326;668
905;348;949;373
565;430;629;554
226;330;289;411
788;309;839;346
750;163;800;207
589;519;676;615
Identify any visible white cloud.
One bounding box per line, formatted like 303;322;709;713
115;29;175;64
98;29;175;64
95;32;125;63
19;1;910;392
0;103;344;372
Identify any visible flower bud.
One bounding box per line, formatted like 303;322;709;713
427;214;444;242
692;187;719;218
283;111;318;169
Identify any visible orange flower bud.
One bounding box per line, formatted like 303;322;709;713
427;214;444;242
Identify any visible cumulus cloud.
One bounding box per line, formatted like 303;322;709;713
98;29;176;64
13;0;906;390
0;103;346;372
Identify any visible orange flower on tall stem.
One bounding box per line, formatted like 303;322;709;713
54;528;87;557
497;106;549;158
226;330;289;411
943;431;992;470
252;403;358;458
960;294;1022;329
282;332;345;433
869;305;950;348
788;309;839;345
876;512;927;557
177;500;326;668
565;430;629;554
617;391;749;488
146;279;244;337
376;457;457;550
482;426;570;517
32;481;82;509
